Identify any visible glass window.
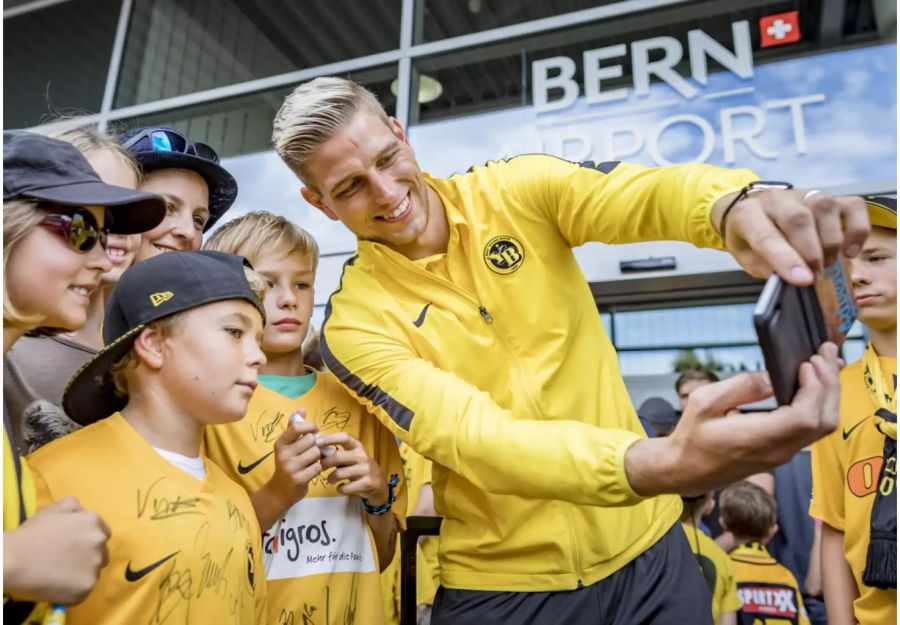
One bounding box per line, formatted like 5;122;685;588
4;0;122;129
408;0;886;124
617;345;765;377
114;65;398;158
115;0;401;107
613;304;758;349
416;0;621;43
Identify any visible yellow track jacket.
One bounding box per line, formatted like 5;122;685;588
321;155;758;591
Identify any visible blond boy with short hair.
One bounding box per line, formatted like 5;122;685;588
204;211;406;624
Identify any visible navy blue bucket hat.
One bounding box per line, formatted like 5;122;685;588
119;126;238;231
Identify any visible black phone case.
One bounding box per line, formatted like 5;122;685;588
754;276;828;406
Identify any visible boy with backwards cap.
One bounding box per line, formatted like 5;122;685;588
3;130;165;623
810;196;897;625
26;250;269;625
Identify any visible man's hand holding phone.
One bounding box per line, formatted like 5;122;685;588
625;342;841;497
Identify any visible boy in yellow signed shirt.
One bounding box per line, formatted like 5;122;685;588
204;211;405;625
28;251;269;625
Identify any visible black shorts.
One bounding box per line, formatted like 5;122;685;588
432;523;714;625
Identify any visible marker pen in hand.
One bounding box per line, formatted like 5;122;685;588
290;411;335;456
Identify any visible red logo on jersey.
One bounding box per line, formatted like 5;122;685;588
738;585;798;617
760;11;801;48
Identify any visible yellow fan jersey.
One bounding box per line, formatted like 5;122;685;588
681;522;742;622
810;357;897;625
730;542;809;625
204;371;406;625
320;154;757;590
27;412;266;625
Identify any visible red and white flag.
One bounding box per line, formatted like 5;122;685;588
759;11;801;48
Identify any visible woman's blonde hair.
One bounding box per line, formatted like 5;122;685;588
272;76;389;187
3;199;49;328
110;266;267;397
204;211;320;272
47;126;141;183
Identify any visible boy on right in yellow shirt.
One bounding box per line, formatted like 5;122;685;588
720;481;810;625
809;196;897;625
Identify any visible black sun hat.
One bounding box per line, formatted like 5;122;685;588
118;126;238;231
3;130;165;234
62;250;265;426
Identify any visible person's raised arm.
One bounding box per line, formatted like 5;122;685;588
503;156;869;288
625;344;840;496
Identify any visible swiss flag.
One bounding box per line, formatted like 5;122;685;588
759;11;801;48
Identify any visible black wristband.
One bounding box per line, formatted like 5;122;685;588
363;473;400;516
719;180;793;242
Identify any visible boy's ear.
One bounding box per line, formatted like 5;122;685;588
301;187;339;221
132;325;166;370
702;496;715;517
719;517;729;533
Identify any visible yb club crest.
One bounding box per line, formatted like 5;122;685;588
483;236;524;274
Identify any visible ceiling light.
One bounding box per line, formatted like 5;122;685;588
391;74;443;104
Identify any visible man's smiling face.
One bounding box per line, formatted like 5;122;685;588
300;111;434;257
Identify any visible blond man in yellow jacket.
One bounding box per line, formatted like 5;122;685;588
271;77;865;625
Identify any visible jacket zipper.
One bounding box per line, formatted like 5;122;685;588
476;304;585;589
381;251;586;587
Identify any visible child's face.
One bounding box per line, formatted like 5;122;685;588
157;299;265;424
252;249;315;356
6;205;112;330
849;226;897;331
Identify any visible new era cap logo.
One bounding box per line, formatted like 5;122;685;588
149;291;174;307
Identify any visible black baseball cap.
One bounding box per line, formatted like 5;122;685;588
62;250;265;425
3;130;165;234
118;126;238;231
636;397;678;427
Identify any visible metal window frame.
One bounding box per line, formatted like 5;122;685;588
16;0;691;133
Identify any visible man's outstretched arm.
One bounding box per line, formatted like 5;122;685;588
625;342;840;496
323;314;841;506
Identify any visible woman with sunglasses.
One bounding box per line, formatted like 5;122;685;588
119;126;238;261
2;130;165;624
6;128;149;453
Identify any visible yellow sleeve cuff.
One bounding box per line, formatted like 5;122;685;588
613;431;646;505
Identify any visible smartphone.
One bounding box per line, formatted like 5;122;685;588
754;277;826;405
753;256;859;406
754;257;857;405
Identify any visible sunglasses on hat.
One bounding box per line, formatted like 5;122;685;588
39;205;108;253
120;128;220;163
